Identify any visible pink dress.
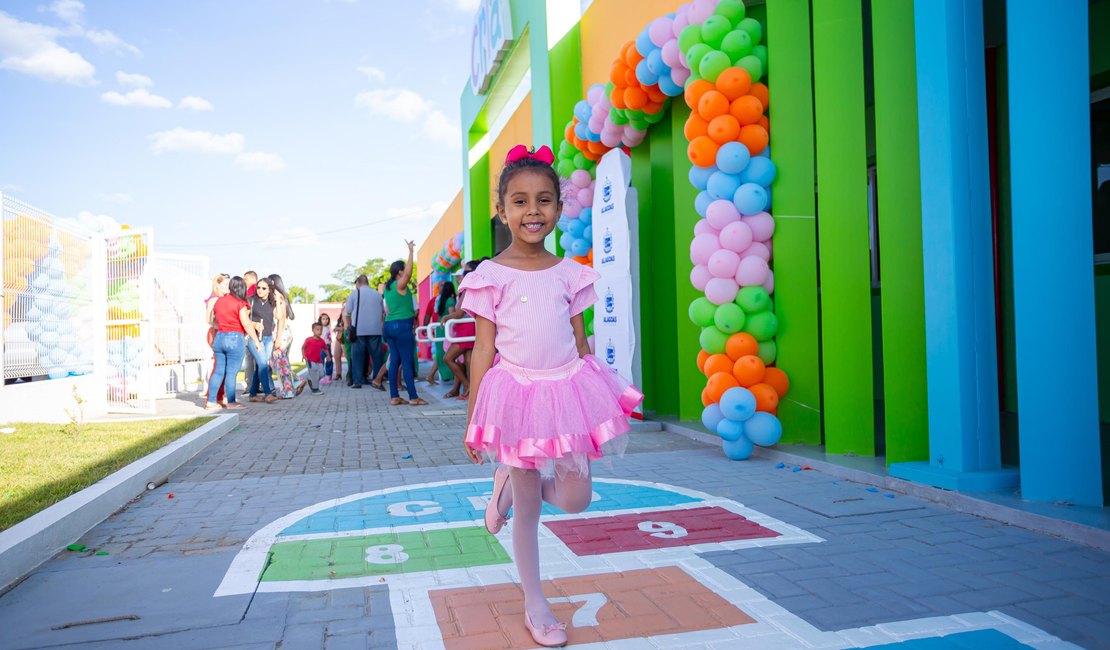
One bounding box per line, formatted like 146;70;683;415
459;258;643;474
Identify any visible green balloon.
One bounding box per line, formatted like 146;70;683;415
721;29;754;62
700;16;732;50
688;297;718;327
609;108;629;125
738;18;763;46
736;286;770;314
688;68;703;83
700;326;729;355
757;339;777;365
713;302;747;334
558;140;573;157
573;152;588;169
737;54;763;82
678;24;704;53
753;45;768;76
685;43;714;75
714;0;746;26
744;311;779;341
557;159;576;178
629;118;649;131
699;50;732;84
644;109;667;124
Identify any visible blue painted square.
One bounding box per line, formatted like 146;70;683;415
865;629;1032;649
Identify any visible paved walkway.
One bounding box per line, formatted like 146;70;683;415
0;372;1107;649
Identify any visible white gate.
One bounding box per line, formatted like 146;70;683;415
150;253;210;398
104;228;156;413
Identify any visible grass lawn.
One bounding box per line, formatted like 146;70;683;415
0;417;213;532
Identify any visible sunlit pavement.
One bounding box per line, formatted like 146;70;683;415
0;372;1106;649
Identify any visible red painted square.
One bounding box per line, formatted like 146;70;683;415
545;506;780;555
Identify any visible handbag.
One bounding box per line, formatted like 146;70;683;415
348;287;360;338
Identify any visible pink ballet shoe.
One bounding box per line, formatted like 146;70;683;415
524;612;567;647
485;465;511;535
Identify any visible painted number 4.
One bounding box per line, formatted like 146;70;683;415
637;521;688;539
365;544;409;564
548;593;608;627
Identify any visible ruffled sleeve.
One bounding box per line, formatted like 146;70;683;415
459;268;500;324
568;262;600;317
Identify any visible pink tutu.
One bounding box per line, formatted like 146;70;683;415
465;354;643;474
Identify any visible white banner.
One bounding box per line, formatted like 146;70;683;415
591;149;636;382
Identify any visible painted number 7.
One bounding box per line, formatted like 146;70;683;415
637;521;688;538
548;593;608;627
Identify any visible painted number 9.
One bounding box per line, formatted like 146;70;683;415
637;521;688;539
365;544;409;564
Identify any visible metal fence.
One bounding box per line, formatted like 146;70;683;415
103;228;156;413
149;253;210;397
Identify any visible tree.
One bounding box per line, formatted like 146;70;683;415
287;286;316;304
318;258;387;303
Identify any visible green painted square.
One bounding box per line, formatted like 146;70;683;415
261;527;510;582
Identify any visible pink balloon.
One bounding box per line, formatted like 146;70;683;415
690;232;720;265
705;277;739;305
672;67;691;86
690;264;712;291
562;202;581;218
661;40;681;68
570;169;592;189
576;187;594;206
740;241;771;262
693;219;720;236
600;129;622;148
624;132;645;147
762;269;774;295
687;0;716;24
672;9;690;37
735;256;770;287
706;200;741;229
708;248;741;279
649;17;673;47
587;85;604;104
743;212;775;241
718;220;754;253
588;116;604;134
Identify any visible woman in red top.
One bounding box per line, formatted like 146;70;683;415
207;276;260;410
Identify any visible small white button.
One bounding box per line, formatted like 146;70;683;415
520;296;528;303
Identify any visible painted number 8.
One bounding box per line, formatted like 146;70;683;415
365;544;409;564
637;521;688;539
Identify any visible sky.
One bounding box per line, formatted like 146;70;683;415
0;0;479;296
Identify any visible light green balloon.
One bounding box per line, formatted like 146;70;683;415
699;50;732;84
720;29;754;62
714;0;746;26
573;152;588;169
753;44;768;76
700;326;729;354
678;24;704;53
738;18;763;46
713;302;746;334
744;311;778;341
557;160;576;178
700;16;732;50
688;297;718;328
644;109;666;124
737;54;763;82
609;108;629;125
685;43;714;74
757;339;777;365
736;286;770;314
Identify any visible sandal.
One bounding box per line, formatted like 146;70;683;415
408;398;428;406
248;396;263;403
456;393;469;401
264;394;279;404
390;397;409;406
444;390;460;398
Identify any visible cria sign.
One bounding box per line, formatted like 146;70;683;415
469;0;512;95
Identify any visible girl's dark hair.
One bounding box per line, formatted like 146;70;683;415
385;260;405;291
496;157;561;206
319;313;331;326
436;282;456;318
254;278;275;306
268;274;294;319
228;276;247;301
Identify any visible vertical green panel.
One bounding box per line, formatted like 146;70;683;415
871;0;928;463
469;153;492;258
765;0;822;444
669;102;705;421
646;114;680;416
811;0;875;455
548;23;583;257
632;141;658;412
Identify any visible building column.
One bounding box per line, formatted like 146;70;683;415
890;0;1017;490
1006;1;1102;505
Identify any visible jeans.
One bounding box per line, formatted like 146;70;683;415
383;318;418;399
351;335;383;386
306;361;324;390
247;335;274;397
209;331;246;404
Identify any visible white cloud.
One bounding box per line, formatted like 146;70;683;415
100;192;132;203
150;128;245;154
84;28;141;56
451;0;481;12
261;227;319;249
75;209;121;234
355;87;460;148
0;183;25;193
101;88;172;108
0;12;96;85
115;70;152;87
357;65;384;82
235;151;285;172
49;0;84;25
179;95;214;111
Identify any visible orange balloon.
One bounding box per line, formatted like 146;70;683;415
684;114;709;141
582;149;599;161
572;136;587;150
587;140;608;155
715;67;752;101
732;355;766;387
750;383;779;412
701;388;712;407
705;372;740;403
757;115;770;131
725;332;759;360
738;124;769;155
707;114;741;144
697;349;711;373
643;100;665;114
610;88;627;110
687;135;720;167
619;41;633;61
703;353;733;378
624;86;648;110
587;248;594;262
624;69;638;87
763;367;790;397
750;82;770;110
646;85;667;103
684;79;714;110
572;255;590;264
610;62;629;87
697;90;729;121
565;123;576;142
729;95;764;126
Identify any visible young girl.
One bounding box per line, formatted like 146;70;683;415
461;144;642;647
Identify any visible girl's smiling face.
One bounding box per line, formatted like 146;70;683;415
497;169;561;247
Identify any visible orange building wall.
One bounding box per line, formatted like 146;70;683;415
580;0;682;97
417;189;464;285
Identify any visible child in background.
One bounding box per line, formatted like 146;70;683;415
301;322;328;396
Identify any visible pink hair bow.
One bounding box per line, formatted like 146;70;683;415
505;144;555;166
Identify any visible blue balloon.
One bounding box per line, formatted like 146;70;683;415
745;412;783;446
701;403;725;432
586;129;601;142
570;237;591;256
560;231;575;250
720;386;757;421
723;434;755;460
733;183;769;215
716;417;744;442
657;74;683;97
716;141;751;175
694;191;713;217
636;28;654;56
739;157;776;187
582;225;592;240
635;60;659;86
574;100;592;123
579;207;592;224
707;171;742;201
567;218;585;237
688;164;717;191
646;49;665;75
574;122;589;140
756;145;771;158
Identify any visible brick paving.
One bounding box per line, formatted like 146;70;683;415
0;372;1107;649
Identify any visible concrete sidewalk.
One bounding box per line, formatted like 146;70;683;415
0;375;1106;649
